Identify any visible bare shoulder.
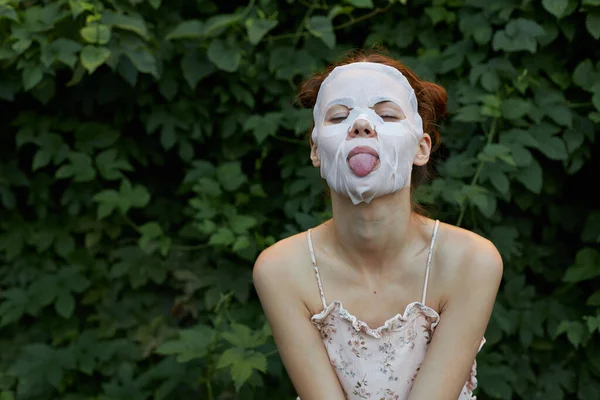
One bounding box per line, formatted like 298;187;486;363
437;222;503;294
253;230;348;399
253;231;310;280
253;231;316;307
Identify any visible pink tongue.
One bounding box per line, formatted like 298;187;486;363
348;153;377;177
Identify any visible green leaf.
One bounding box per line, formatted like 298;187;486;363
55;292;75;318
22;66;43;91
536;137;568;160
585;315;600;333
442;153;477;178
587;290;600;306
93;189;120;219
155;325;215;362
394;19;416;47
121;179;151;208
101;11;149;40
0;289;27;327
9;343;75;388
481;70;500;92
231;352;267;391
230;215;257;234
307;16;336;49
0;4;19;22
76;123;119;150
490;226;521;262
139;222;163;252
542;0;569;18
564;248;600;282
345;0;374;8
68;0;92;17
593;90;600;113
516;157;543;193
455;105;482;122
221;323;268;348
166;20;204;40
582;211;600;243
0;45;15;61
586;11;600;39
158;78;178;101
217;347;245;369
478;144;516;166
501;98;531;120
181;51;216;89
55;165;74;179
556;321;585;347
464;186;496;217
203;13;243;37
207;39;241;72
80;24;111;45
243;112;283;143
44;39;83;68
328;5;354;19
120;35;158;77
425;6;453;25
12;39;32;54
31;150;50;171
563;129;585;153
216;162;246;191
96;149;132;180
56;152;96;182
208;228;235;246
487;168;510;195
216;348;267;391
80;45;111;74
245;19;278;45
85;231;101;248
232;236;251;252
54;232;75;257
0;391;15;400
573;59;596;90
492;18;545;53
548;105;572;127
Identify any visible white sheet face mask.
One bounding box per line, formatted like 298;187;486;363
312;62;425;205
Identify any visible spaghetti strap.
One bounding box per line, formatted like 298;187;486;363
307;229;328;309
421;220;440;305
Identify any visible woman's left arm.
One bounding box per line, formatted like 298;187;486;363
407;237;503;400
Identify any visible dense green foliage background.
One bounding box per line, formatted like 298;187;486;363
1;0;600;399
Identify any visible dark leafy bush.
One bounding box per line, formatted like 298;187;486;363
1;0;599;399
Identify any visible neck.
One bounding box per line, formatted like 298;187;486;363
328;188;421;274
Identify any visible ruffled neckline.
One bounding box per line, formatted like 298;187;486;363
311;300;441;339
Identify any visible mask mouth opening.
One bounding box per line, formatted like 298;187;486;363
347;146;380;177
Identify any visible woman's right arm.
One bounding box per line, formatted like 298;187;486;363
253;245;346;400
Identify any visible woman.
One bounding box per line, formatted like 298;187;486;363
253;51;503;400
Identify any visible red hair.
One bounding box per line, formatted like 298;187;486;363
297;49;448;194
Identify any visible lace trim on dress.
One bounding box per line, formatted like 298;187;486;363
311;300;441;339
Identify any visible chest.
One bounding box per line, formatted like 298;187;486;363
313;267;435;328
311;305;439;399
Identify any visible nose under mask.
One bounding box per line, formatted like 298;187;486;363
311;62;424;205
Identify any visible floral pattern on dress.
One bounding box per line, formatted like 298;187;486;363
378;341;398;381
308;301;483;400
348;326;370;358
406;363;421;387
334;343;357;379
315;317;337;344
376;388;401;400
421;314;438;345
352;376;371;399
